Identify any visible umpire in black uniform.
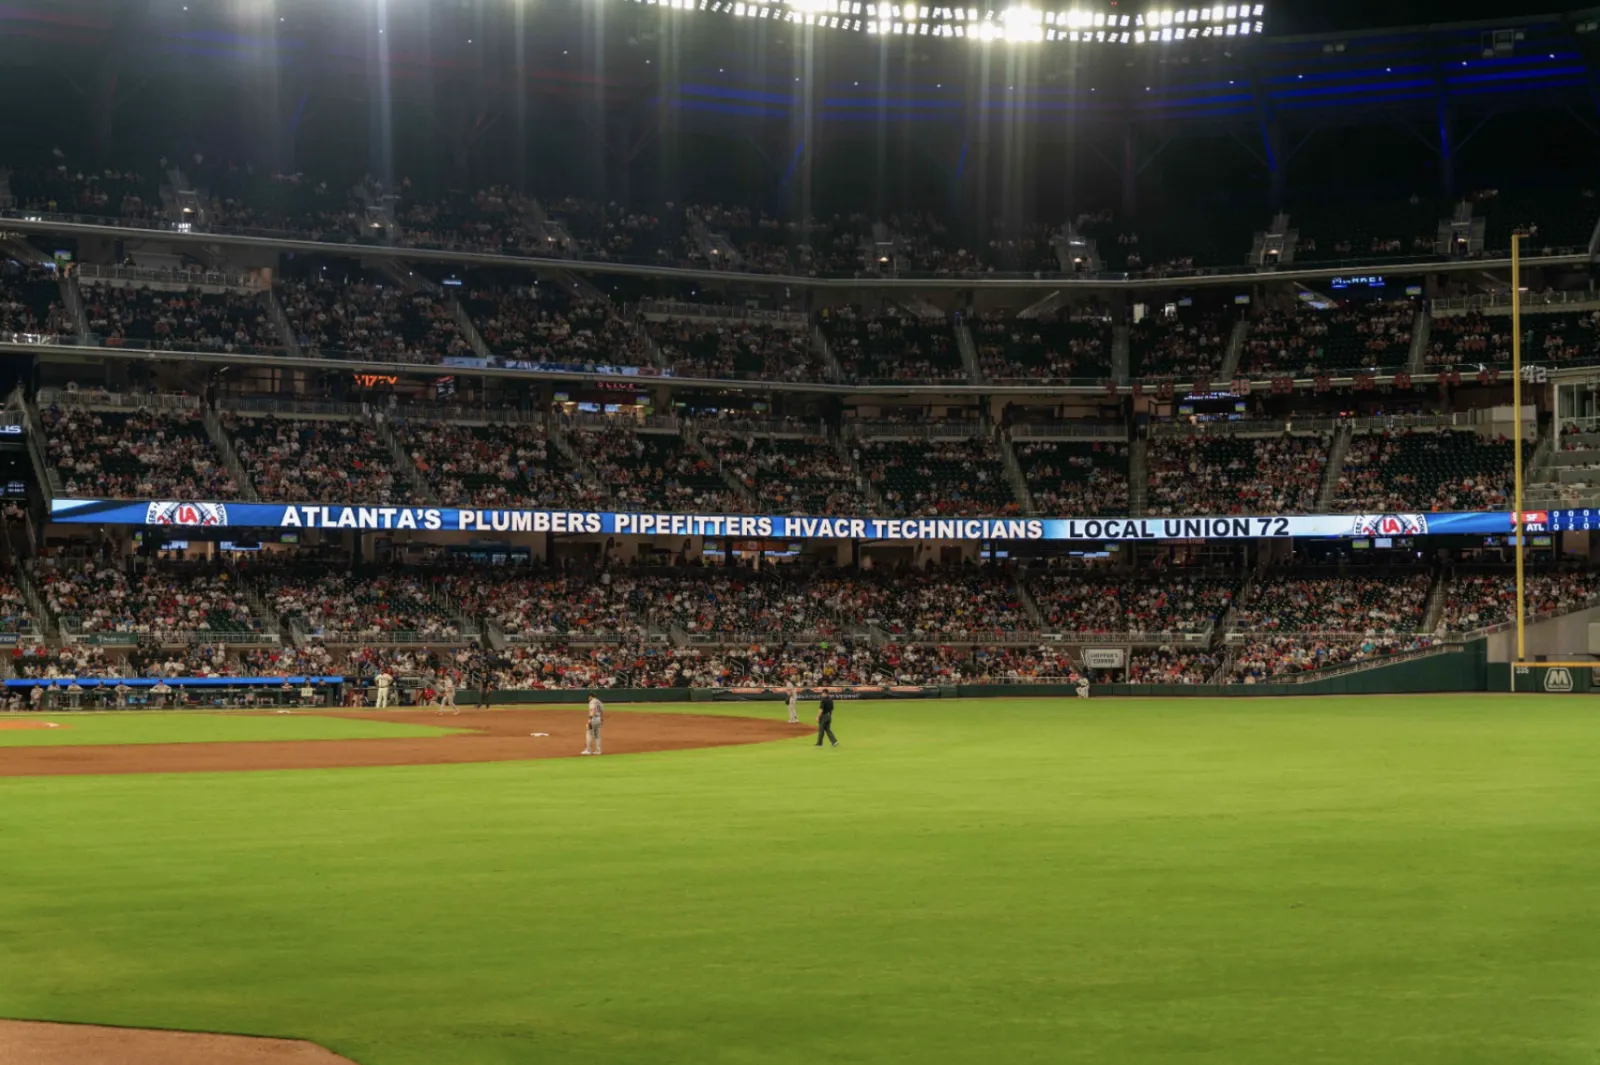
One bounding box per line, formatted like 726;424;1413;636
815;693;838;747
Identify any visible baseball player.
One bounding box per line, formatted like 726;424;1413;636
374;668;393;708
1074;671;1091;700
815;693;838;747
437;672;458;715
583;692;604;755
786;685;800;724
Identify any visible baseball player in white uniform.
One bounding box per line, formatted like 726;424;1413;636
374;669;393;708
786;686;800;724
583;693;604;755
437;673;458;715
1074;671;1091;699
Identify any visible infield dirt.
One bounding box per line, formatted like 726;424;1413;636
0;708;804;777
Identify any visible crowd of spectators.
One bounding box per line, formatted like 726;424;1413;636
253;567;461;639
1333;429;1514;512
43;404;238;500
400;420;595;509
704;433;868;514
461;285;651;369
974;314;1113;382
34;562;259;636
0;263;69;338
1126;646;1223;684
1015;439;1129;514
1243;303;1415;375
820;307;968;383
1226;634;1437;682
12;644;119;679
1130;310;1230;378
646;319;821;381
859;437;1016;517
1438;571;1600;632
278;276;470;363
1425;311;1509;370
1029;570;1236;634
568;425;742;511
84;284;279;353
1234;572;1431;634
1146;432;1330;516
229;415;400;503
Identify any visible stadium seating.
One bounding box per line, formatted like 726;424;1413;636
1289;194;1440;263
277;275;470;362
1130;310;1231;378
83;284;279;353
1425;311;1509;369
973;314;1114;382
568;425;741;511
705;433;868;514
1437;571;1600;632
0;264;68;338
254;568;460;640
228;415;401;503
42;404;240;500
1126;646;1224;684
1226;634;1436;682
819;308;968;383
1013;440;1129;514
1333;429;1514;512
1145;433;1330;516
1029;571;1236;635
459;284;651;368
399;420;594;509
646;319;823;381
858;437;1016;516
1234;572;1430;634
1242;303;1415;375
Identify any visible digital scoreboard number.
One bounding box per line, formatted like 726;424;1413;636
1539;510;1598;532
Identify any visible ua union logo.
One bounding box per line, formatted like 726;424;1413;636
146;501;229;527
1350;513;1428;536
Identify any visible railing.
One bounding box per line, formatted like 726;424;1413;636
1008;422;1126;440
391;404;543;426
682;628;872;646
846;420;988;440
638;299;808;330
557;411;681;433
694;416;825;438
58;626;279;646
502;631;667;646
1432;289;1600;315
76;262;263;291
37;387;200;411
1267;640;1465;685
219;397;367;418
1223;629;1435;645
312;629;476;646
1037;629;1214;646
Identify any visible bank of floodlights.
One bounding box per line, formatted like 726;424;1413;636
622;0;1266;44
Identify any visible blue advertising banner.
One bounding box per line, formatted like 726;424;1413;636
47;498;1553;541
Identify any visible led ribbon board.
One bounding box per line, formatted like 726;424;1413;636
50;499;1540;541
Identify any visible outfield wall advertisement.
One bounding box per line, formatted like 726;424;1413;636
48;498;1555;541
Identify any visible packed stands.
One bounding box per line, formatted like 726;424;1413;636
12;644;119;680
0;568;31;635
1241;303;1415;375
42;402;239;500
1145;432;1330;516
1126;646;1224;684
0;263;68;338
646;318;822;381
278;275;470;363
1029;570;1236;635
31;563;255;638
859;436;1016;516
973;314;1113;382
459;284;651;368
443;569;650;640
83;284;279;353
1437;571;1600;632
254;568;461;640
399;419;594;508
705;432;868;514
1013;439;1129;514
1130;309;1231;378
1333;429;1514;512
568;424;741;511
228;415;400;503
819;308;968;383
1233;571;1431;635
1226;634;1436;682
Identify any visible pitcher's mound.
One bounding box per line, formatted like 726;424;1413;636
0;1019;358;1064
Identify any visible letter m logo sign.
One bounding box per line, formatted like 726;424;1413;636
1544;668;1574;693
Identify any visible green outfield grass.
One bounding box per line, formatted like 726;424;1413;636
0;711;465;747
0;696;1597;1065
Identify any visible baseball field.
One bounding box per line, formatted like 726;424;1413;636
0;695;1596;1065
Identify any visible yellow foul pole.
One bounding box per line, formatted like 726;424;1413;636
1512;232;1525;665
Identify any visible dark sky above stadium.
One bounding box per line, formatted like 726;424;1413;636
1272;0;1536;35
